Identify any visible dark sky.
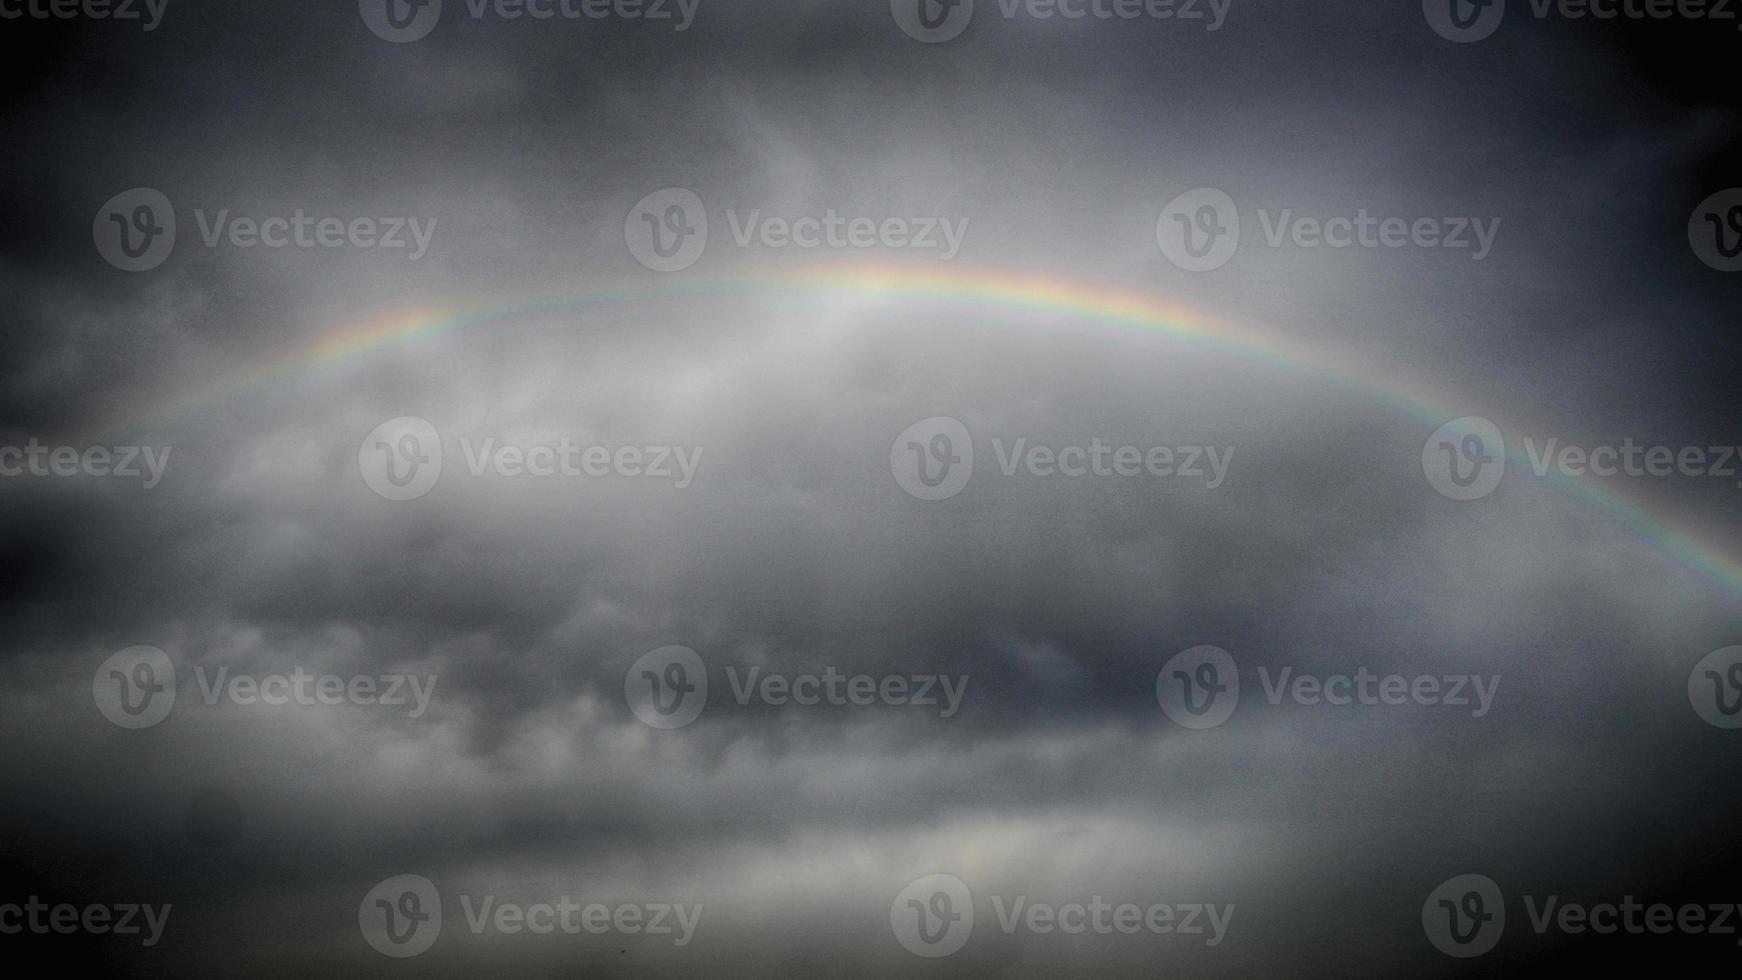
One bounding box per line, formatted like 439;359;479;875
2;1;1741;976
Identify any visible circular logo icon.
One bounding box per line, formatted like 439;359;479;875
891;873;974;957
1157;645;1239;729
1689;645;1742;729
1688;189;1742;273
626;188;708;272
360;0;442;42
359;417;442;501
891;0;974;43
1422;873;1505;957
94;188;176;272
891;417;973;501
92;646;177;729
1422;0;1505;43
1422;417;1505;501
626;645;708;729
1157;188;1239;272
360;874;442;957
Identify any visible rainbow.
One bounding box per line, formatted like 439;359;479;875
94;260;1742;604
